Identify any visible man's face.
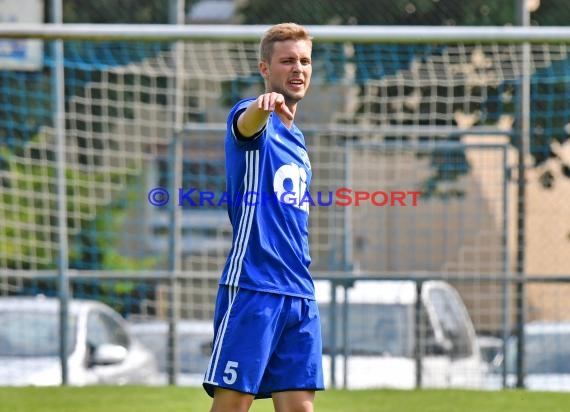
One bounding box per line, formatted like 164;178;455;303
261;39;312;104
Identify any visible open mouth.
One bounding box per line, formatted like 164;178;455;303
289;79;304;88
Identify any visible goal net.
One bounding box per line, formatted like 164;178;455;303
1;27;570;331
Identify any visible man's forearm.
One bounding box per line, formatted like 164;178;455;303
237;102;270;138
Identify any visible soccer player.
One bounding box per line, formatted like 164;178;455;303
203;23;324;412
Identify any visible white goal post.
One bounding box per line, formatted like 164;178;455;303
2;23;570;43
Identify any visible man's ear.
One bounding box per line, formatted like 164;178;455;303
259;61;269;79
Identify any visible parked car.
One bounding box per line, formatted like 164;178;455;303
128;319;213;386
477;335;503;368
485;321;570;391
315;279;486;390
0;295;159;386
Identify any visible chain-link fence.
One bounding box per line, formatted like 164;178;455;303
1;9;570;390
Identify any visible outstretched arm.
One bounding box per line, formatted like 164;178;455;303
236;92;294;138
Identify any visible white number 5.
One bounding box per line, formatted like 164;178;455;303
223;361;239;385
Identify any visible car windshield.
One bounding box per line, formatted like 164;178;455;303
319;303;414;357
525;332;570;374
134;329;211;374
0;311;77;357
506;329;570;375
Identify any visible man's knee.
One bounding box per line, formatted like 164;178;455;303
272;390;315;412
210;387;255;412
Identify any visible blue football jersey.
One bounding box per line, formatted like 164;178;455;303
220;98;314;298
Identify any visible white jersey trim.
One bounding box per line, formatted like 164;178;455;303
226;149;259;287
204;286;239;385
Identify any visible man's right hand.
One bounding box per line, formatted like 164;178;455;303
255;92;293;121
237;93;294;138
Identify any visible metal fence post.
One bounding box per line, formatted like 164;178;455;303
328;279;338;389
415;280;423;389
167;132;182;385
51;0;70;387
515;0;531;390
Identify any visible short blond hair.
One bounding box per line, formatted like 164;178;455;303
259;23;312;63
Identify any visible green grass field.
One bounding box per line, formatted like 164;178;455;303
1;386;569;412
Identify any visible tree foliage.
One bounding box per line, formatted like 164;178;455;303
60;0;170;24
237;0;518;26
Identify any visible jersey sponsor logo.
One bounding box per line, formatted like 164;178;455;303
273;162;310;213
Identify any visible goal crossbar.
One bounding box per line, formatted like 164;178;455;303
1;23;570;43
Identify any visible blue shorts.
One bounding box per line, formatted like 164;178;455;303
203;285;324;399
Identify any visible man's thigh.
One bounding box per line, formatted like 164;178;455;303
259;297;324;397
